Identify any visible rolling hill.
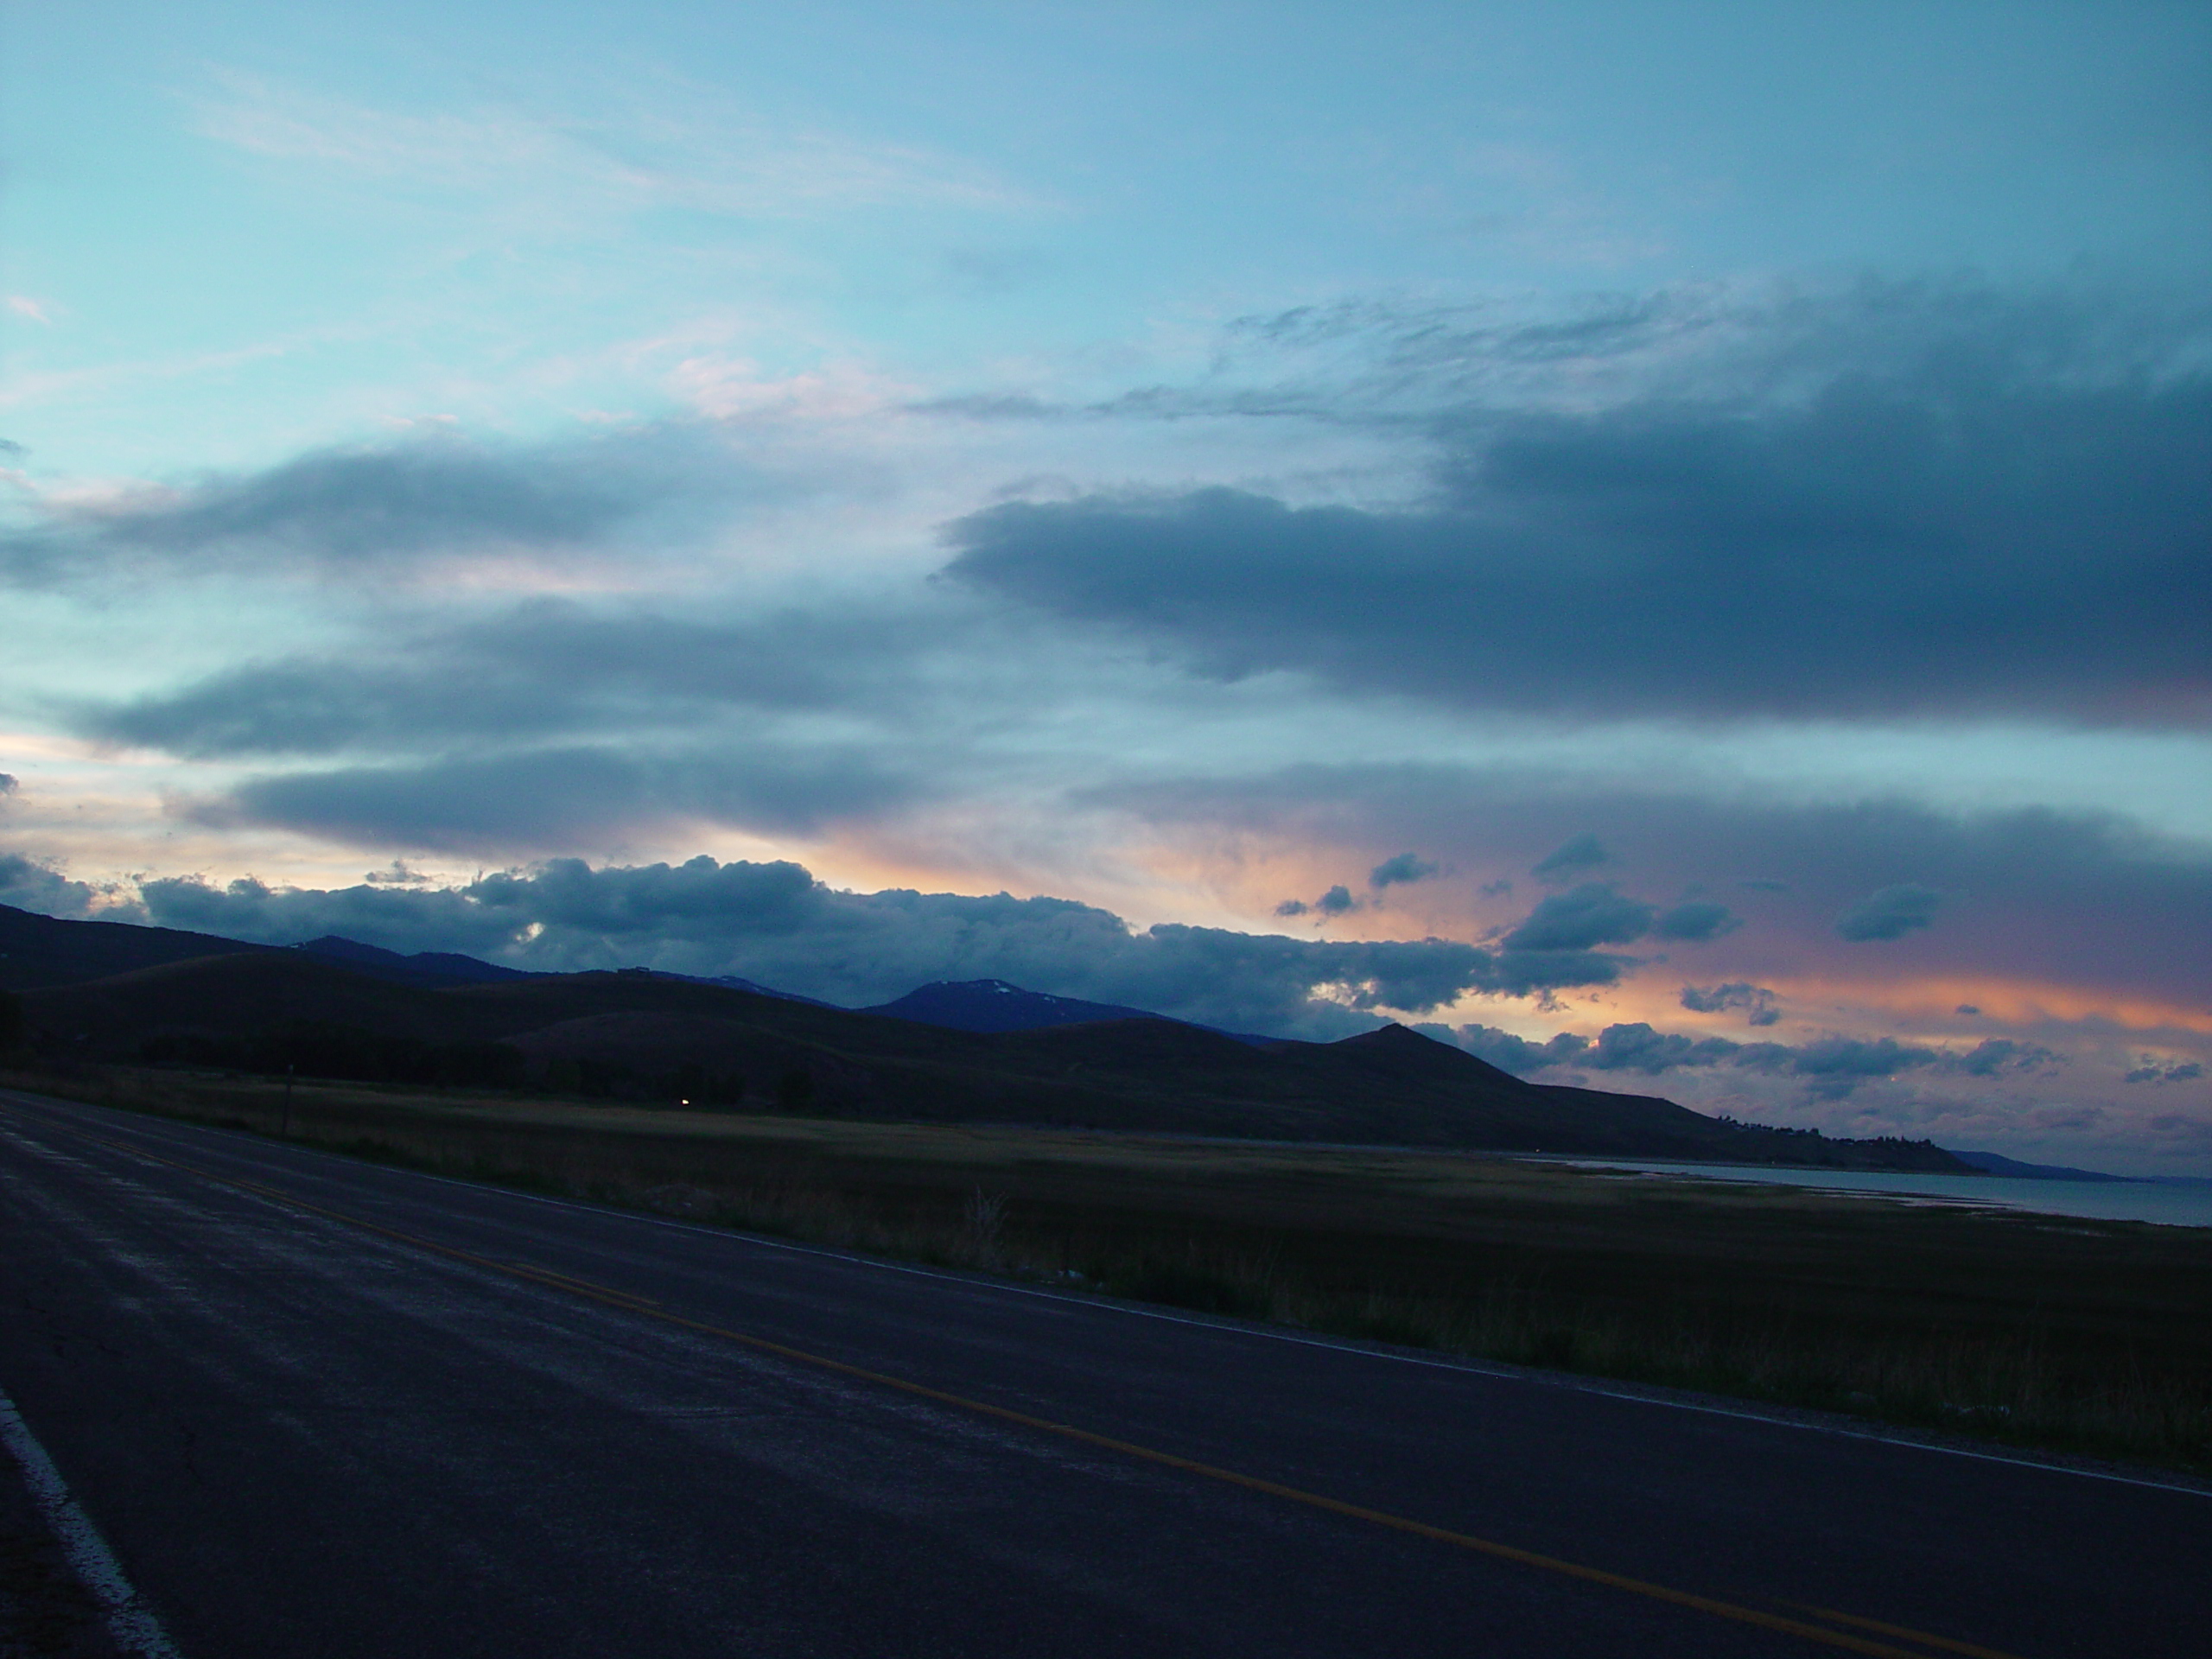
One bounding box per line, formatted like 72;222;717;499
5;919;1969;1171
861;978;1197;1033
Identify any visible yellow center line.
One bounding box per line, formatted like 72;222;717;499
1784;1604;2032;1659
39;1111;2027;1659
501;1262;662;1306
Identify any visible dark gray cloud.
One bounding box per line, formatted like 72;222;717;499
1951;1039;2061;1078
76;601;946;760
2;429;760;587
118;853;1625;1037
943;289;2212;727
1502;883;1654;951
1454;1024;1590;1074
1680;982;1781;1026
1532;835;1608;881
1459;1019;2061;1098
1653;899;1738;942
2127;1061;2205;1084
0;855;103;920
191;743;920;853
1573;1022;1751;1075
1278;880;1376;919
1369;852;1437;888
1835;883;1942;942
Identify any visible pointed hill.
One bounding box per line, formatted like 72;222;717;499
861;978;1169;1033
291;935;536;988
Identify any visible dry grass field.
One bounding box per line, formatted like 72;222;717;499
16;1062;2211;1473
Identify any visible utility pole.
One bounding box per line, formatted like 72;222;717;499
281;1064;294;1139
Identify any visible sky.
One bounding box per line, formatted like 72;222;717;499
2;2;2208;1173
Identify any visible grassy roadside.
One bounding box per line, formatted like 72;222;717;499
12;1062;2211;1475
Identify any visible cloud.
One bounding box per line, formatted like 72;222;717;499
1575;1022;1751;1074
2126;1061;2204;1084
0;855;106;920
1501;882;1653;951
1755;1036;1935;1097
75;600;952;759
1532;835;1608;881
0;429;759;588
1455;1024;1589;1074
1090;765;2212;1012
1835;883;1942;942
1653;899;1738;941
0;774;16;797
112;853;1625;1037
1278;880;1382;920
188;743;922;853
942;284;2212;728
1369;852;1438;888
1461;1018;2063;1096
193;71;1033;221
1680;981;1780;1026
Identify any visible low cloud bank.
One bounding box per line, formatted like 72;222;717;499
1456;1019;2062;1099
31;853;1637;1039
0;855;105;919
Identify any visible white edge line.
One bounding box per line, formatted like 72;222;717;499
13;1088;2212;1502
0;1385;185;1658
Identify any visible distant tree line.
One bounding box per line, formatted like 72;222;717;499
139;1021;527;1090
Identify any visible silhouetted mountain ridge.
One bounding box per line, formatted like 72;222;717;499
865;978;1197;1033
2;912;1973;1172
291;936;537;988
0;905;273;993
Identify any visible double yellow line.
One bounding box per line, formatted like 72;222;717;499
36;1110;2025;1659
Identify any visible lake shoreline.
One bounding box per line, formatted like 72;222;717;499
1507;1154;2212;1229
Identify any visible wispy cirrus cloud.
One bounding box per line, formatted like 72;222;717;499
190;69;1041;222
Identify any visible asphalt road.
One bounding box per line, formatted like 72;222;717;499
1;1089;2204;1658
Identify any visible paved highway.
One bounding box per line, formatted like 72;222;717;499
1;1088;2204;1658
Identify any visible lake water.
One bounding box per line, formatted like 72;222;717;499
1520;1157;2212;1229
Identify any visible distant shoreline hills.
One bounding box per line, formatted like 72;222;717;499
0;901;2056;1176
